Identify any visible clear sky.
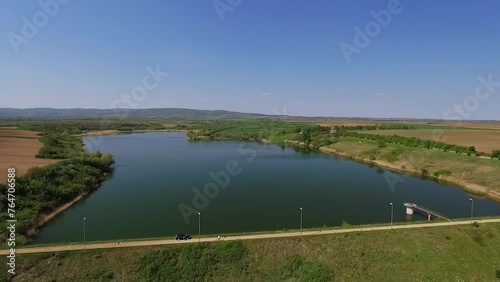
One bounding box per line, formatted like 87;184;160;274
1;0;499;119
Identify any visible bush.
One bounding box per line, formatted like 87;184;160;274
495;269;500;279
378;140;386;147
492;150;500;159
138;241;246;281
433;170;451;177
0;154;114;243
421;169;430;176
282;255;333;281
341;220;351;228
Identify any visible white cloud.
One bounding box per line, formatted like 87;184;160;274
293;100;303;106
260;92;272;96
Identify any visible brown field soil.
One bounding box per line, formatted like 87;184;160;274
361;129;500;153
0;128;40;138
0;130;57;183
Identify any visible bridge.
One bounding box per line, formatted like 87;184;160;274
404;202;451;221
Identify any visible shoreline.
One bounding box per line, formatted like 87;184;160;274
80;129;184;137
188;135;500;202
25;172;110;241
318;146;500;202
66;131;500;220
26;193;88;238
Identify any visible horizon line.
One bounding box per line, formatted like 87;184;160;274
1;107;500;122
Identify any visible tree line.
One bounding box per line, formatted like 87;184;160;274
0;128;115;245
333;124;415;131
18;120;166;134
333;130;480;155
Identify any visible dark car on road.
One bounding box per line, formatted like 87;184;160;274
175;234;192;240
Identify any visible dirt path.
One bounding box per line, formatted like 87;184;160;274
4;218;499;255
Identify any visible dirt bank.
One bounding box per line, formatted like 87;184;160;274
319;146;500;202
26;193;88;237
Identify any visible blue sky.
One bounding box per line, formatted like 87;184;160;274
1;0;499;119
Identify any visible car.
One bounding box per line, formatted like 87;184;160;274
175;234;192;240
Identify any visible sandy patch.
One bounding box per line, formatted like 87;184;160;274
0;131;58;182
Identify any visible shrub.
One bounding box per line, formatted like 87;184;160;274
433;170;451;177
0;154;114;243
138;241;246;281
378;140;386;148
341;221;351;228
495;269;500;279
282;255;333;282
492;150;500;159
421;169;430;176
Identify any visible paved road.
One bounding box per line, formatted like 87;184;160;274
3;218;500;255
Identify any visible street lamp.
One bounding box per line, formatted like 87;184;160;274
389;203;394;229
469;198;474;220
299;207;303;237
198;212;201;243
83;217;86;251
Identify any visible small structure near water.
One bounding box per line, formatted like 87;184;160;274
404;202;450;221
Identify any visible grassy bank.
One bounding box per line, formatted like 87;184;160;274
3;222;500;281
321;137;500;200
8;216;498;250
186;120;500;201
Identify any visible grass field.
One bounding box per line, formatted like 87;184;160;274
3;222;500;281
360;129;500;153
312;119;500;130
0;128;57;183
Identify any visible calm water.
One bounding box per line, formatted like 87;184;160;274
34;132;500;244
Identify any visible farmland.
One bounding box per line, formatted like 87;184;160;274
359;129;500;154
0;128;57;183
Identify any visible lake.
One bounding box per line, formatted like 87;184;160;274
34;132;500;244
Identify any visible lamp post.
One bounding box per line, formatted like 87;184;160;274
469;198;474;221
83;217;86;251
198;212;201;243
299;207;303;237
390;203;394;229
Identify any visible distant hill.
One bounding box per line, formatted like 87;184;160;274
0;108;275;119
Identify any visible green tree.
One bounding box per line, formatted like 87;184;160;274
300;128;312;146
491;150;500;159
378;140;386;148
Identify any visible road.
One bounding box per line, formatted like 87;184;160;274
2;218;500;255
